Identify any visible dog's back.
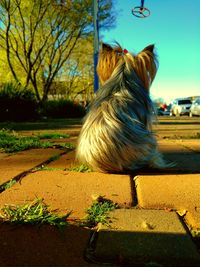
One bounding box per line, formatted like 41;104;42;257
76;43;168;173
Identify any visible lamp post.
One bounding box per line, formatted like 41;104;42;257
93;0;99;93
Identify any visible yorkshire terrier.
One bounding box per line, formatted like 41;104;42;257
76;43;170;173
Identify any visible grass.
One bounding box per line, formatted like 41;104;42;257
37;132;70;139
0;197;118;230
0;129;74;153
0;129;52;153
68;164;93;173
191;229;200;238
48;154;61;162
83;196;118;228
164;132;200;140
0;179;17;192
56;143;75;150
33;166;64;171
0;196;118;229
0;199;71;228
184;133;200;139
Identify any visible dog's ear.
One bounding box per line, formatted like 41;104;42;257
102;43;113;52
142;44;155;53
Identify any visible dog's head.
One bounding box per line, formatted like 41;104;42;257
97;43;158;90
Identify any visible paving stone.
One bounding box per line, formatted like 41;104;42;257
0;149;63;185
185;207;200;229
135;174;200;229
0;153;8;160
47;150;77;169
88;209;200;266
158;140;200;172
158;139;189;152
0;223;103;267
175;140;200;152
0;171;133;218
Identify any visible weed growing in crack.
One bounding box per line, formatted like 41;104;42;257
56;143;75;150
48;154;61;162
0;179;17;192
68;164;93;173
33;166;64;171
82;196;118;228
0;198;71;228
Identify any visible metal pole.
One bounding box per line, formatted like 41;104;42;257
93;0;99;93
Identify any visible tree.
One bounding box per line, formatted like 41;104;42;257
52;36;94;102
0;0;116;102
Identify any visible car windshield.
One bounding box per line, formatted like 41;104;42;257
178;100;192;105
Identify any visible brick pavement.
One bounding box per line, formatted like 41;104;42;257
0;138;200;266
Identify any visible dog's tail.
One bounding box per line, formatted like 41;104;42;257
148;150;176;169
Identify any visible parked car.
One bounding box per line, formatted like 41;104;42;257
157;107;170;116
189;98;200;117
170;98;192;116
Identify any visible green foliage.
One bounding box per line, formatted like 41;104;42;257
40;99;86;118
0;83;38;121
0;179;17;192
37;132;70;139
68;164;93;173
0;199;71;227
0;129;52;153
56;143;75;150
83;197;118;228
0;129;75;153
0;0;116;102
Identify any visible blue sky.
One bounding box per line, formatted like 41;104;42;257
101;0;200;103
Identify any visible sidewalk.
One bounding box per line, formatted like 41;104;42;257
0;136;200;266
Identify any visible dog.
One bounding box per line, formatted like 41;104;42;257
76;42;170;173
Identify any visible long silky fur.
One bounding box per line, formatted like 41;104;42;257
76;43;169;173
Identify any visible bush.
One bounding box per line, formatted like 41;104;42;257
40;99;86;118
0;83;38;121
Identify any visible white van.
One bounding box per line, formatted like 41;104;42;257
170;98;192;116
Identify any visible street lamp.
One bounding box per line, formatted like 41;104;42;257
93;0;99;93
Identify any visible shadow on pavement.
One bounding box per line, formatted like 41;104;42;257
0;119;82;131
1;223;200;267
134;149;200;175
0;223;91;267
86;230;200;267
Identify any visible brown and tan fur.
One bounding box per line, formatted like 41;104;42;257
76;43;170;173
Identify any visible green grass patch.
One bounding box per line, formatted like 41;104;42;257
0;129;74;153
57;143;75;150
82;196;118;228
37;132;70;139
0;129;52;153
68;164;93;173
0;179;17;192
33;166;64;171
188;133;200;139
0;199;71;228
48;154;61;162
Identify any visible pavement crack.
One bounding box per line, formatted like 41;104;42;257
0;150;69;193
129;175;138;207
